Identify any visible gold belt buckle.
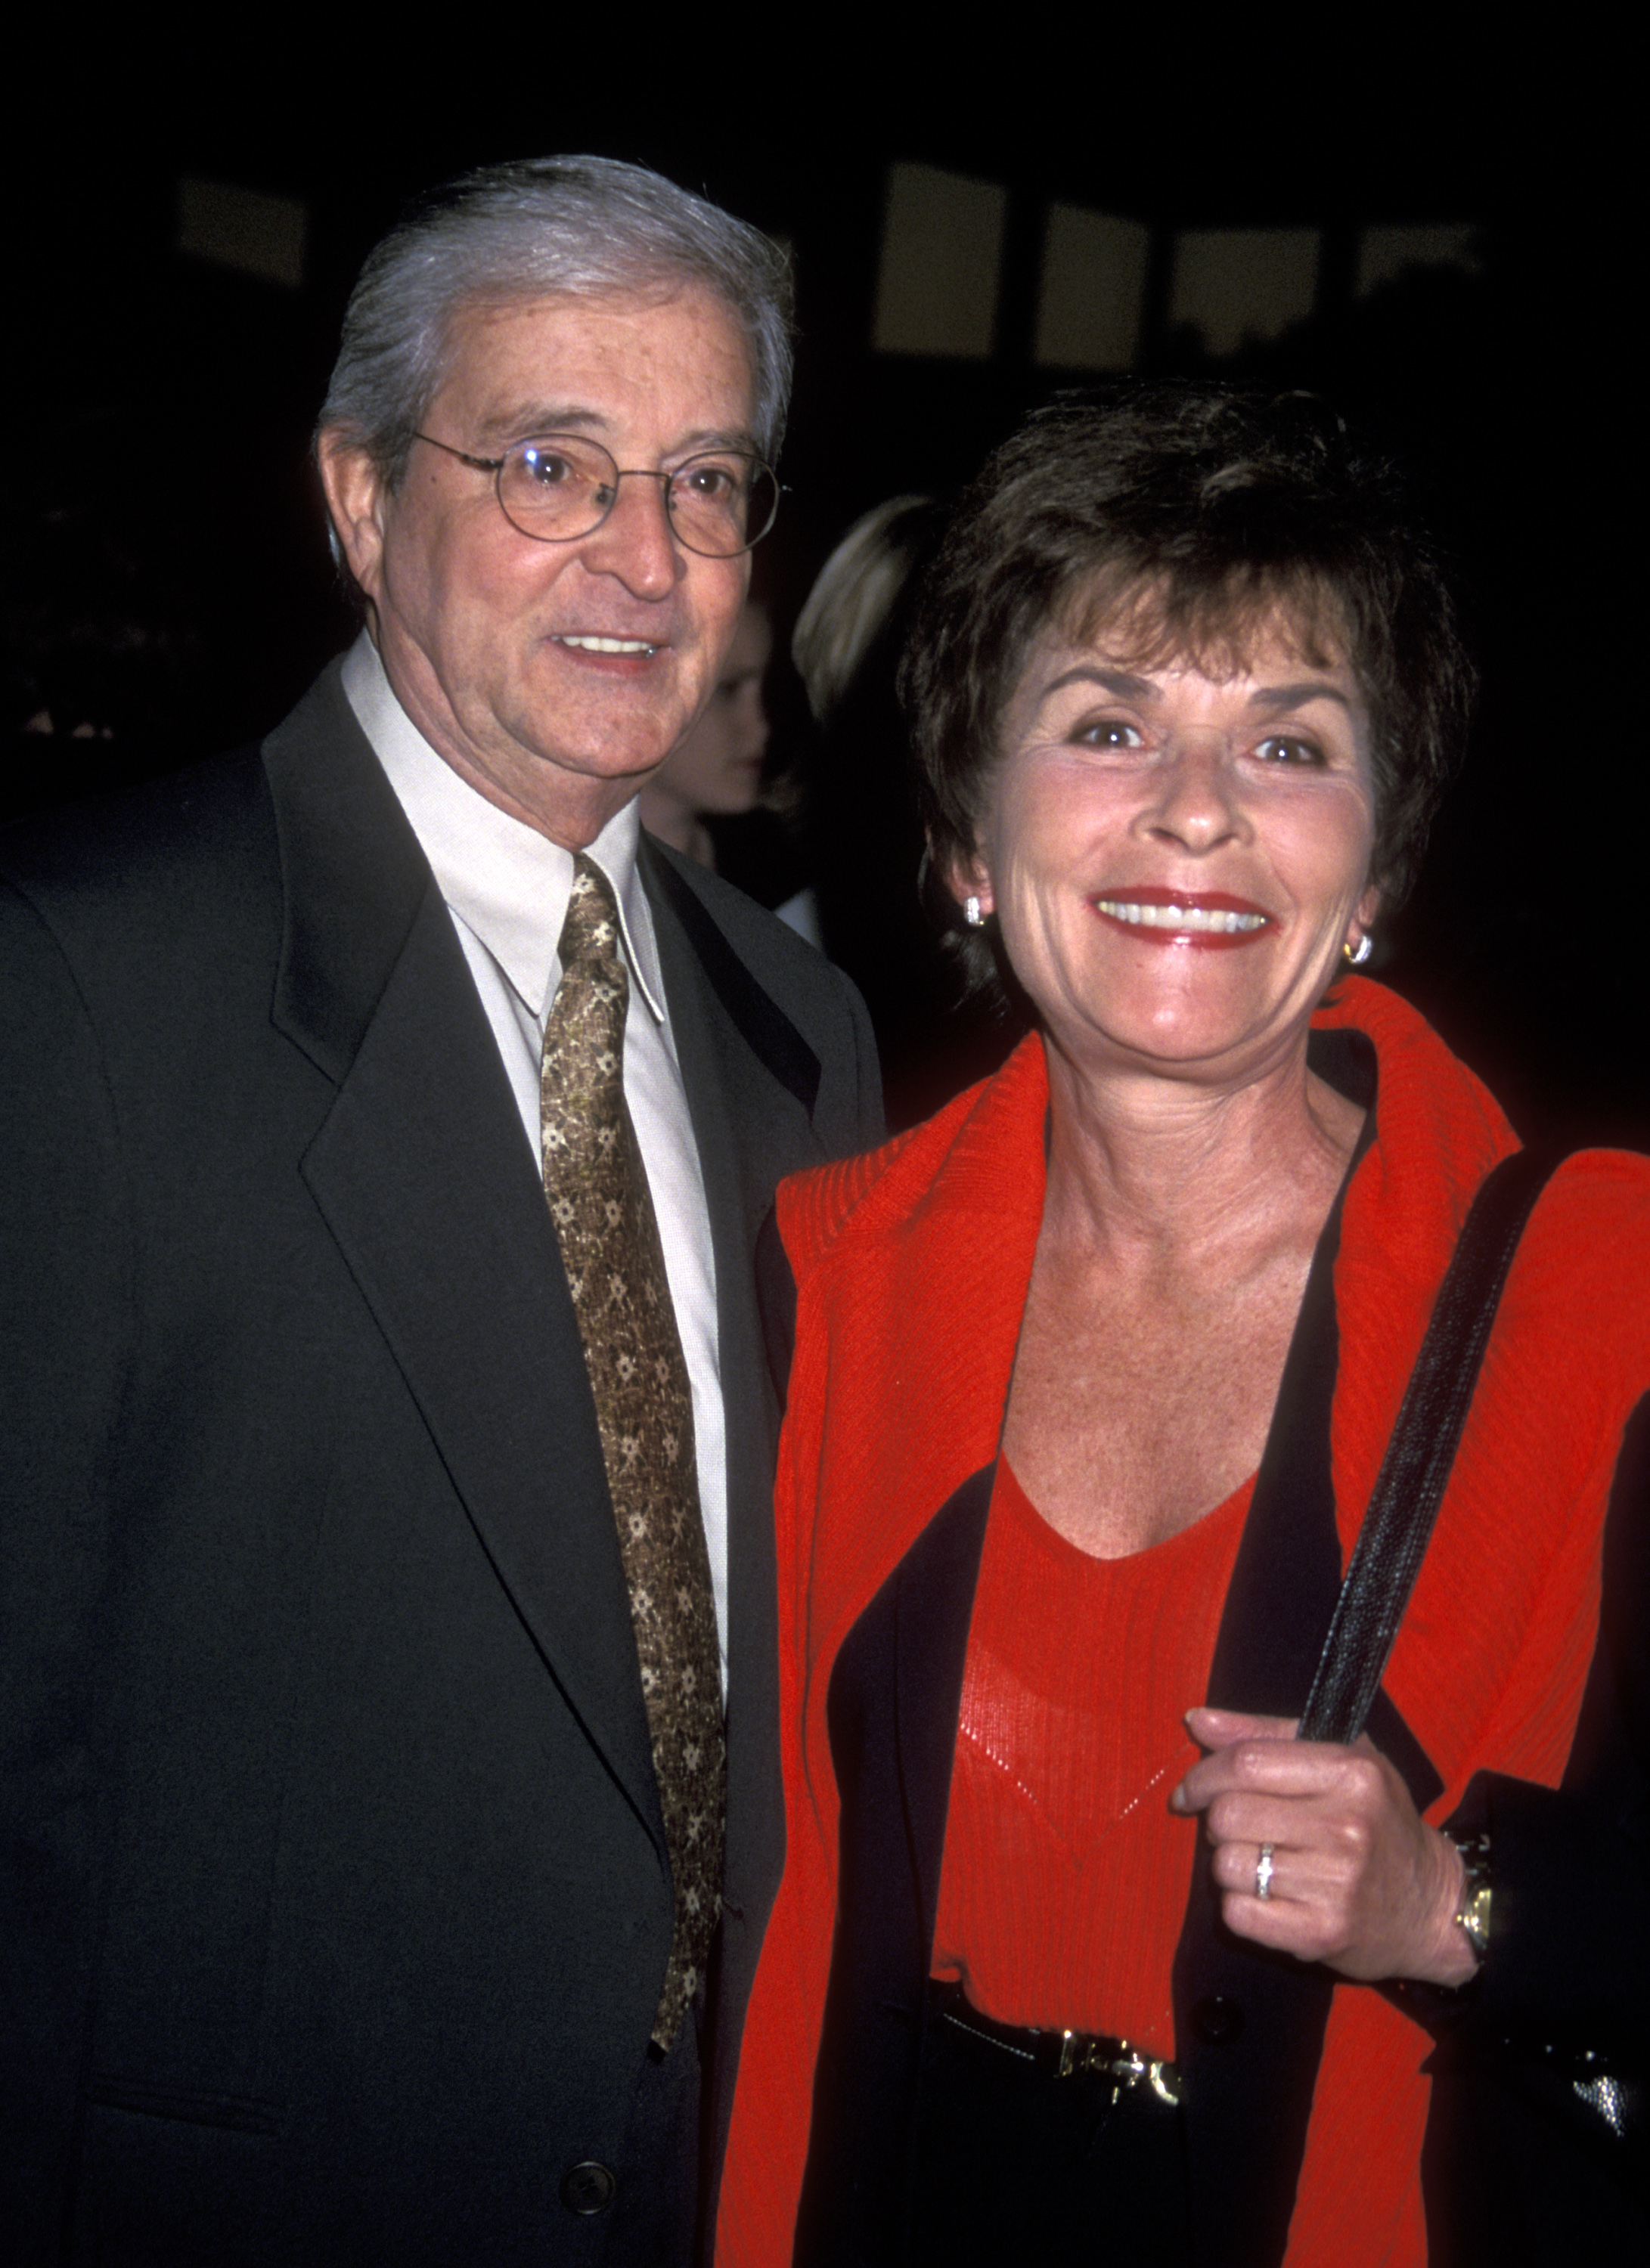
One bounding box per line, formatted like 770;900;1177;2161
1057;2030;1183;2108
1055;2030;1106;2081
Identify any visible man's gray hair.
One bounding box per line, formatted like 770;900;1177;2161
319;155;794;484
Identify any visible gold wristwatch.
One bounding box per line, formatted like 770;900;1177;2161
1447;1829;1493;1965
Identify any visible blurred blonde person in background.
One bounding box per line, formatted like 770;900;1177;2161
640;601;772;868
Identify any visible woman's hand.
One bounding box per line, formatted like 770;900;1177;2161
1169;1706;1478;1988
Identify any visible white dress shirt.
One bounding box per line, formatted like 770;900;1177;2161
342;634;730;1687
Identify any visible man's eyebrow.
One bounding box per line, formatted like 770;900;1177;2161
476;404;759;456
664;425;762;458
1248;680;1355;714
470;404;604;448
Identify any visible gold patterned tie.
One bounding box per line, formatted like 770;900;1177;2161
539;854;725;2051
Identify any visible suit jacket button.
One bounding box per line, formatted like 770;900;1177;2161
1191;1994;1245;2044
560;2161;618;2215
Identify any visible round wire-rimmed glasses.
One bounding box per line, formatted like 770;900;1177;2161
411;430;780;557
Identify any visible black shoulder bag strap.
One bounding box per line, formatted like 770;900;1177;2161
1298;1145;1567;1746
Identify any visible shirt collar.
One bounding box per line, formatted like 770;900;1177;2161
340;631;668;1025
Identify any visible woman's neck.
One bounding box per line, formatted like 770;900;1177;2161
1039;1039;1365;1274
1003;1038;1367;1557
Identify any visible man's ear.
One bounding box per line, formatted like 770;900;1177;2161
317;429;388;606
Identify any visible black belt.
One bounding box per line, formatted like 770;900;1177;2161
926;1978;1183;2107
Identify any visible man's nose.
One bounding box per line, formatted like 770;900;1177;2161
579;472;682;598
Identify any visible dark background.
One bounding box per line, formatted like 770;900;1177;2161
7;27;1633;1144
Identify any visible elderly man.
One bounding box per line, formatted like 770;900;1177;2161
0;158;879;2266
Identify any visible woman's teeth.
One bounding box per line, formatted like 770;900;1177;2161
1095;900;1267;933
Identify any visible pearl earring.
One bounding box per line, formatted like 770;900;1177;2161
1343;933;1372;966
964;896;985;928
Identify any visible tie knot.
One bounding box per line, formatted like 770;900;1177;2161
560;853;623;973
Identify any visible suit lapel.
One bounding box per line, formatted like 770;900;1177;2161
639;839;824;1923
262;668;662;1848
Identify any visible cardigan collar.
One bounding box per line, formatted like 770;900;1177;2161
775;981;1523;1675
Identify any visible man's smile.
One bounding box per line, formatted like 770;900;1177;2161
552;634;661;657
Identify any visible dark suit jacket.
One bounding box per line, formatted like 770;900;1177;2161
0;664;881;2266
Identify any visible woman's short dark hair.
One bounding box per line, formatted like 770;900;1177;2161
901;384;1474;988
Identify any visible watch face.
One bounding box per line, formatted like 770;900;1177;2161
1458;1885;1492;1961
1450;1830;1492;1963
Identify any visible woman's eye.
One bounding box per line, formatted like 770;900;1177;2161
1255;734;1323;766
1075;719;1142;750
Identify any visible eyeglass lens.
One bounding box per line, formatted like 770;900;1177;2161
498;437;777;556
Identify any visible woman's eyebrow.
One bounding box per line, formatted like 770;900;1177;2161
1034;668;1356;714
1248;680;1355;714
1041;665;1158;702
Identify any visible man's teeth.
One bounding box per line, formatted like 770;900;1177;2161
555;635;656;655
1096;900;1267;933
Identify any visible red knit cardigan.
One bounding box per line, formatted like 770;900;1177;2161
718;980;1650;2266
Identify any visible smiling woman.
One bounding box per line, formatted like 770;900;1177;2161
716;388;1650;2266
962;618;1379;1103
